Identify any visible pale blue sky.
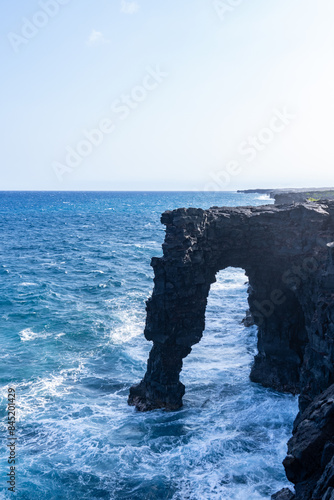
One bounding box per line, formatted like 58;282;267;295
1;0;334;190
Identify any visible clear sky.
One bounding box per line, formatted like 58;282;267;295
1;0;334;191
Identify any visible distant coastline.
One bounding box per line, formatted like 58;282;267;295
238;187;334;204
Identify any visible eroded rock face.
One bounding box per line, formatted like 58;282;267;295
271;488;295;500
279;383;334;500
129;201;334;413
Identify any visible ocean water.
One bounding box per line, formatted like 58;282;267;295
0;191;298;500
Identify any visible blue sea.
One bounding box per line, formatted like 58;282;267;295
0;192;298;500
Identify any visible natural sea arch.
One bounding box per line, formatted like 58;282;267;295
128;201;334;415
127;205;318;412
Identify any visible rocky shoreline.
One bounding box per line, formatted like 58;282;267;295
273;383;334;499
238;187;334;205
129;195;334;499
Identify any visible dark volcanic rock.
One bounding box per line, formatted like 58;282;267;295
241;309;255;327
238;187;334;205
128;200;334;498
271;488;295;500
129;201;334;412
237;188;273;194
282;383;334;499
273;190;334;205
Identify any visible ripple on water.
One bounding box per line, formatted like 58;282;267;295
0;192;296;500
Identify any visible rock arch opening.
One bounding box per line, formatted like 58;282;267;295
179;267;257;402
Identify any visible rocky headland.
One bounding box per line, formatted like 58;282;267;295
238;188;334;205
128;197;334;499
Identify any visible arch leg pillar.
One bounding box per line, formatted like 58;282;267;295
128;343;191;411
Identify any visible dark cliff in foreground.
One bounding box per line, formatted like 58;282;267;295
128;200;334;499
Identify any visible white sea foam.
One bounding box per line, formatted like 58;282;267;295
109;312;143;345
19;328;56;342
110;323;141;344
211;281;246;291
257;194;271;200
15;374;68;420
55;332;66;338
19;328;41;341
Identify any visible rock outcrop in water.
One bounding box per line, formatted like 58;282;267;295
128;199;334;497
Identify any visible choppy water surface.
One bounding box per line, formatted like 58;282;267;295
0;192;297;499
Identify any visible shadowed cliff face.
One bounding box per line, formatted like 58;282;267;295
129;201;334;415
